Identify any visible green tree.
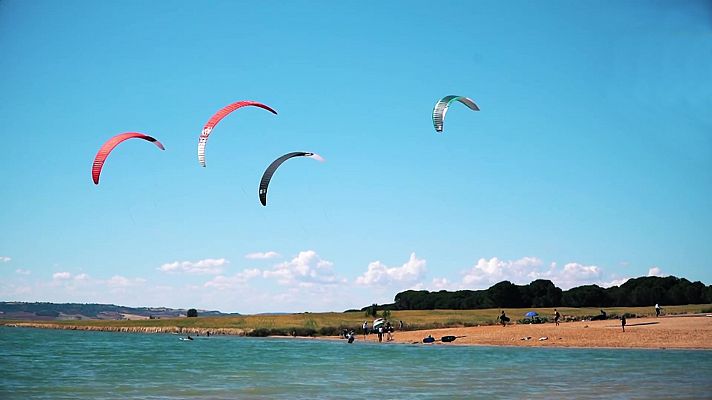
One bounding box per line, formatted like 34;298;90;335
523;279;562;307
187;308;198;317
562;285;609;307
487;281;523;308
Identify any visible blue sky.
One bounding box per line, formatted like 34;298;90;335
1;1;710;313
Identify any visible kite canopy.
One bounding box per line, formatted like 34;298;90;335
91;132;165;185
258;152;322;206
198;100;277;167
432;95;479;132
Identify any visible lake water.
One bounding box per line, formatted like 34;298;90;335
1;326;711;399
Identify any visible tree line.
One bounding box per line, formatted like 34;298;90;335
380;276;711;310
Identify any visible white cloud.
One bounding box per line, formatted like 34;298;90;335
648;267;663;277
603;277;631;287
0;256;11;263
159;258;228;275
245;251;280;260
74;273;90;281
430;277;452;290
204;269;262;290
263;250;342;287
52;272;72;280
462;256;543;286
15;269;31;275
556;262;602;288
460;257;608;290
356;253;427;286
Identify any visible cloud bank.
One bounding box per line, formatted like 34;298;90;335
263;250;343;287
204;269;262;290
356;253;427;287
245;251;280;260
159;258;228;275
0;249;665;314
460;257;614;290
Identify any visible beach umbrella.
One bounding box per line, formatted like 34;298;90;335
525;311;538;318
373;318;386;329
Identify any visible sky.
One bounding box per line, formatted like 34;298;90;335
1;1;711;314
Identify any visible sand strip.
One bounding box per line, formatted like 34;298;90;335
345;316;712;349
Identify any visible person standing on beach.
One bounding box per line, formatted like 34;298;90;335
362;321;368;339
499;311;509;327
655;304;661;317
621;315;627;332
554;309;561;326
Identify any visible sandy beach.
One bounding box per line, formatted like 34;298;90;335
352;315;712;349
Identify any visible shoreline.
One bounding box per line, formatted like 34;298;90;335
4;315;711;350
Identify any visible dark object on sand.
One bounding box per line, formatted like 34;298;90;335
591;310;607;321
441;335;457;342
423;335;435;343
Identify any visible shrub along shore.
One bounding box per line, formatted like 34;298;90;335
3;304;710;338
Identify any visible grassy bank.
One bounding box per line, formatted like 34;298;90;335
3;304;710;337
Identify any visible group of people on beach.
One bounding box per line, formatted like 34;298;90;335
346;303;665;343
359;320;402;343
503;302;666;326
500;303;663;333
498;309;560;326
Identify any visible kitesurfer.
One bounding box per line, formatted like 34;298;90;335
499;311;509;327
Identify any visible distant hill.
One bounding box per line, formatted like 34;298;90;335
0;302;238;321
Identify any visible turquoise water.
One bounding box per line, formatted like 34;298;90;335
1;327;711;399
